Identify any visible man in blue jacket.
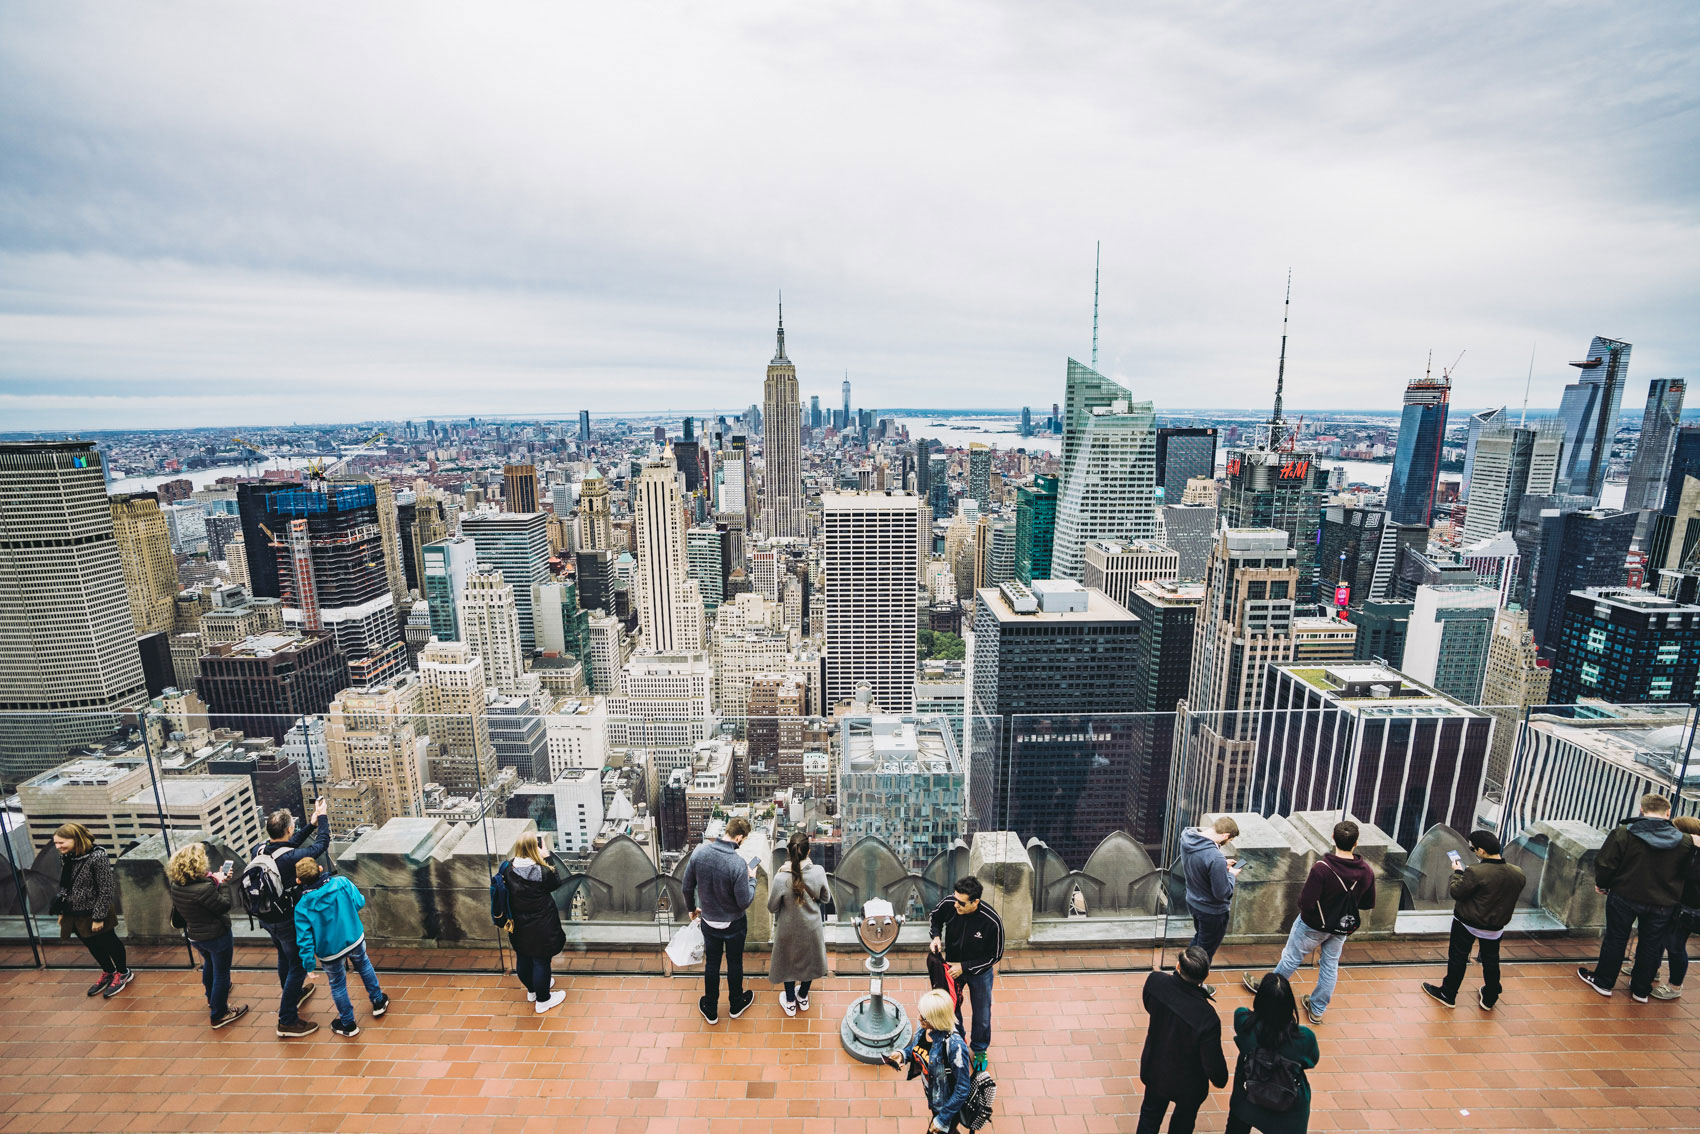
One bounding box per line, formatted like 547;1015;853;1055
1180;816;1240;992
252;799;329;1038
682;816;758;1024
294;858;389;1037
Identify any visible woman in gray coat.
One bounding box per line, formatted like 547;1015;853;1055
768;831;830;1016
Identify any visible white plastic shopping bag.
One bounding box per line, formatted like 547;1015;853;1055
665;919;706;967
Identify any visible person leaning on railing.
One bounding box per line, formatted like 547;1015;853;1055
500;832;567;1013
1579;793;1700;1003
50;822;134;999
1652;815;1700;1001
165;841;247;1029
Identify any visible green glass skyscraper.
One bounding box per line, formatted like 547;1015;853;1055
1015;473;1058;584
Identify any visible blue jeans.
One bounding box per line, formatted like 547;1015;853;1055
1187;903;1229;960
262;920;308;1025
1594;892;1676;998
323;942;384;1027
192;931;234;1021
1273;918;1346;1017
516;953;552;999
952;966;995;1053
700;916;747;1011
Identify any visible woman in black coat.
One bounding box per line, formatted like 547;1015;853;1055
501;833;567;1013
50;822;133;999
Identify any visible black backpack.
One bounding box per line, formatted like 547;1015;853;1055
1237;1043;1306;1113
240;848;289;922
1313;857;1363;936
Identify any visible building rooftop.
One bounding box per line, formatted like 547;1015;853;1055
1282;663;1487;717
1529;706;1700;793
979;582;1136;623
842;713;960;775
121;776;245;807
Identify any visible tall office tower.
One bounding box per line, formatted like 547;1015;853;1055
1548;587;1700;706
1460;532;1522;605
1020;407;1033;437
973;515;1017;590
712;626;787;727
1185;529;1299;813
1385;368;1451;526
967;444;993;510
1402;584;1500;702
584;613;625;695
109;492;179;635
0;443;150;784
1249;663;1492;851
460;511;551;652
1318;504;1387;609
1347;599;1413;663
673;435;703;496
747;673;807;791
332;475;412;618
1051;399;1159;580
1557;336;1633;501
575;548;616;616
842;378;851;428
1061;359;1132;485
267;483;407;685
409;488;451;589
686;526;726;611
1462;407;1506;495
1461;425;1564;547
326;675;427;829
822;492;929;713
163;500;208;554
503;464;540;514
967;579;1140;864
235;481;295;598
927;457;951;519
1124;580;1206;850
395;492;421;591
809;395;822;431
534;579;591;662
1220;451;1330;604
578;410;591;444
197;631;348;744
1529;508;1637;657
839;713;965;872
1158;502;1218;582
914;438;932;498
421;536;475;641
417;639;497;794
612;651;717;799
1647;427;1700;570
1480;606;1550;785
204;513;242;562
1014;473;1058;583
225;540;250;589
460;571;527;694
634;459;705;652
761;304;806;538
751;546;783;602
1082;540;1180;608
487;695;549;780
577;471;613;550
1155;427;1218;501
1625;378;1687;532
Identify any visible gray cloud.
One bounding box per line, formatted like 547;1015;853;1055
1;0;1697;429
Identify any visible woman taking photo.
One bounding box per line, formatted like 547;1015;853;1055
768;831;830;1015
51;822;133;999
1227;972;1321;1134
166;842;248;1028
500;833;566;1013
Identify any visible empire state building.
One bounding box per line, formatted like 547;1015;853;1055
761;300;805;538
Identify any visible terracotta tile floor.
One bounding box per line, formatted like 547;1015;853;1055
1;958;1694;1133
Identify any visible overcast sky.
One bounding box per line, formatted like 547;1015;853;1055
2;2;1697;430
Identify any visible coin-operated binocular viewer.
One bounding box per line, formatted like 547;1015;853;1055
840;898;912;1062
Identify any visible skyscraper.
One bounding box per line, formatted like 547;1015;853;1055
1547;587;1700;706
503;464;540;514
1625;378;1687;518
914;438;931;497
1050;398;1158;580
326;675;427;829
1020;407;1033;437
1318;504;1387;609
1529;507;1638;657
422;536;475;641
578;410;591;444
841;377;851;429
686;526;726;611
1159;501;1218;582
761;302;806;538
235;479;295;599
633;458;705;652
1461;406;1506;496
967;444;993;511
459;571;528;695
1014;473;1058;583
1385;367;1451;527
1479;605;1550;785
109;492;179;636
417;639;497;795
1061;358;1131;482
973;515;1016;590
822;491;928;713
1155;427;1218;501
0;442;150;785
1460;424;1563;547
1124;580;1205;850
1556;336;1633;501
1082;540;1180;608
197;631;348;744
1401;584;1500;703
928;457;950;519
809;395;822;431
460;511;551;653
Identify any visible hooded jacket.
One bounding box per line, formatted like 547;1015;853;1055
1596;816;1695;908
1181;828;1236;915
503;858;567;959
293;875;368;970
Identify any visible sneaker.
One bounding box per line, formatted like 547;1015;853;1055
535;990;566;1014
102;970;134;998
729;990;755;1019
296;983;316;1011
1651;983;1683;1001
371;994;389;1018
1201;982;1218;1000
1478;989;1495;1012
1578;967;1613;997
972;1051;988;1074
796;993;810;1011
1301;993;1322;1025
276;1019;320;1038
779;993;797;1017
1422;983;1455;1008
1631;991;1650;1004
330;1019;360;1038
526;977;557;1003
1242;970;1264;995
211;1005;250;1029
86;972;115;997
698;997;719;1025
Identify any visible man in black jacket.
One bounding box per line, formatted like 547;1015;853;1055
929;875;1003;1073
1137;945;1228;1134
1423;830;1526;1010
1581;793;1697;1003
252;799;329;1037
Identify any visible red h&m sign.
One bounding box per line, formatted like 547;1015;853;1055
1225;457;1242;477
1278;460;1310;480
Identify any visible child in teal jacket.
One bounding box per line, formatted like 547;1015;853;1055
292;859;389;1036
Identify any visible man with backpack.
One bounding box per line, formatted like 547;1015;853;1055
246;798;329;1038
1243;820;1376;1025
1136;945;1228;1134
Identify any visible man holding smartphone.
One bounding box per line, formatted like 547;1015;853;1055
682;815;758;1024
1422;830;1525;1010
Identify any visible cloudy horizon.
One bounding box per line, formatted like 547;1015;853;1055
2;2;1697;430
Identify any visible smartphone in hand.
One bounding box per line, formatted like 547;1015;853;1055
1447;850;1463;870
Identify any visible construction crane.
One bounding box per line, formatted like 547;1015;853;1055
1442;350;1466;381
231;436;280;475
307;431;390;482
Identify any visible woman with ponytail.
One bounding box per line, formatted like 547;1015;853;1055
767;830;831;1015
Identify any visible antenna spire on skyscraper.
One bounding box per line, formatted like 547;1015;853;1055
1091;241;1101;370
773;291;788;363
1270;269;1291;450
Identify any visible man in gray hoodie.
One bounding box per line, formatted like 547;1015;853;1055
1581;794;1699;1003
683;816;758;1024
1181;816;1241;982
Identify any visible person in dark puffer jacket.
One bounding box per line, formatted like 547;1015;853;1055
166;842;247;1028
501;832;566;1013
51;822;133;999
1580;794;1700;1002
1422;830;1526;1011
1653;815;1700;1000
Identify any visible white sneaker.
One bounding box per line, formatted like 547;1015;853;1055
535;990;566;1014
796;994;810;1012
779;993;796;1017
526;977;557;1003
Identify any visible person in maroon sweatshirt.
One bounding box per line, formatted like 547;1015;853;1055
1242;820;1377;1025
